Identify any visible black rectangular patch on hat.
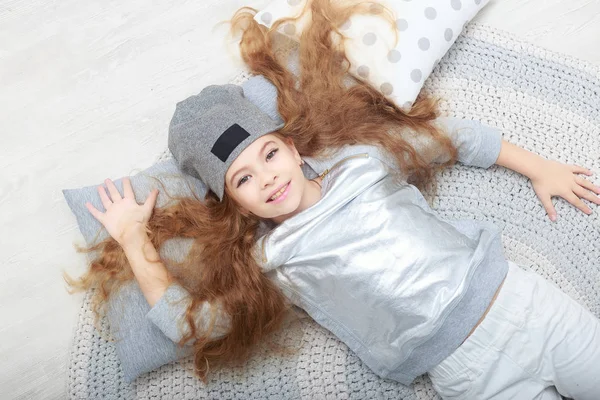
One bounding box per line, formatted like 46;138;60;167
211;123;250;162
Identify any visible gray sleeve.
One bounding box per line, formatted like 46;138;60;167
145;283;230;344
105;240;231;382
106;281;195;382
393;116;503;169
431;116;503;168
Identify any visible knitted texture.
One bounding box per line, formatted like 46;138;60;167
67;23;600;399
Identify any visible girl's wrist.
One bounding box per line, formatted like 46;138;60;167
495;140;546;179
524;157;550;182
119;225;149;253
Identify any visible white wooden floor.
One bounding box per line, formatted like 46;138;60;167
1;0;599;399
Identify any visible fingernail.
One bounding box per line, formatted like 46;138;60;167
550;215;556;222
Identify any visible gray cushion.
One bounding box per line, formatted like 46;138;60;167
62;158;206;382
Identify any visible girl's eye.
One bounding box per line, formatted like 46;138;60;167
266;148;278;160
237;176;249;187
237;149;278;187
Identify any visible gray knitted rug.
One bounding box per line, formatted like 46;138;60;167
67;23;600;399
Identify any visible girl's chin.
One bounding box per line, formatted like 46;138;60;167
266;200;302;221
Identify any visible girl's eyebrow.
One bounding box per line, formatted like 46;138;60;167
229;140;276;185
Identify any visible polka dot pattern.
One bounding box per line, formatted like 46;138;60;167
387;49;402;63
425;7;437;20
284;23;296;36
363;32;377;46
380;82;394;95
255;0;491;107
357;65;370;78
451;0;462;11
261;12;272;25
445;28;454;42
396;18;408;32
411;69;422;83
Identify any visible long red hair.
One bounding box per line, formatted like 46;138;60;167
64;0;458;382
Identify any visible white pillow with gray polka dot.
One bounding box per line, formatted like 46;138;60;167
254;0;490;110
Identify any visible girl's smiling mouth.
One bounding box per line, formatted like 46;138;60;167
267;181;291;203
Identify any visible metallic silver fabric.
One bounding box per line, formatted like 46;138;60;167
256;152;507;384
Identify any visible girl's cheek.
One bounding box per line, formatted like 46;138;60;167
240;184;261;206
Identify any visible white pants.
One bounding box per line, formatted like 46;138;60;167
428;261;600;400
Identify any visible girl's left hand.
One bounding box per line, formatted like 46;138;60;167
529;159;600;222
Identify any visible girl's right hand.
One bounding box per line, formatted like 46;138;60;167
85;177;159;247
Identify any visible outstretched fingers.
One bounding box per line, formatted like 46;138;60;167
538;192;557;222
569;164;593;176
85;201;104;223
123;177;135;199
144;188;159;213
565;191;592;215
104;178;122;203
96;182;112;210
572;186;599;212
575;176;600;196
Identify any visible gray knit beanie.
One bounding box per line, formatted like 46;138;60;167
168;83;284;201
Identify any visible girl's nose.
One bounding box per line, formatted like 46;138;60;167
262;173;277;189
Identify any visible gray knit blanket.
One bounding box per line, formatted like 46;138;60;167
67;23;600;399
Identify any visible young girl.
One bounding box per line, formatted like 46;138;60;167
74;1;600;399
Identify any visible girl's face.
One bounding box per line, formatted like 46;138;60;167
225;133;316;223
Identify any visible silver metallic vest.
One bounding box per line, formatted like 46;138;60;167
256;152;508;384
